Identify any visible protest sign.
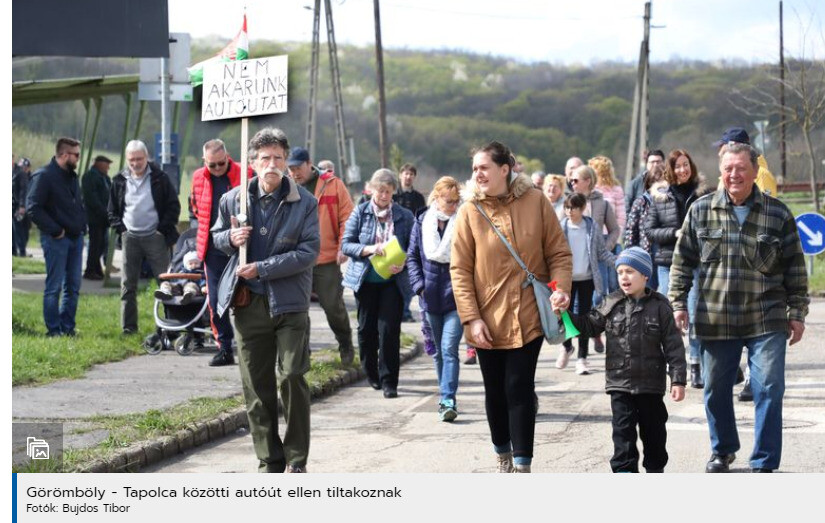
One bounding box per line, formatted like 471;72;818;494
201;55;288;121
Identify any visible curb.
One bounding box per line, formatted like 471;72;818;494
77;342;423;473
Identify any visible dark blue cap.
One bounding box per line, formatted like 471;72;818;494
287;147;310;166
712;127;751;148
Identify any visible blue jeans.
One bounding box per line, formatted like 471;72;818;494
426;310;462;403
41;234;84;335
702;331;787;470
594;255;618;307
658;266;702;363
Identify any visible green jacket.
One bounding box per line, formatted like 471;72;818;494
669;187;808;340
82;166;112;226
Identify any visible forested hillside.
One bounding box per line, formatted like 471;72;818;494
12;40;821;189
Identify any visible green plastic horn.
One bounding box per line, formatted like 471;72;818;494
548;280;581;340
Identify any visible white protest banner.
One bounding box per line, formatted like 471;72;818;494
201;55;289;121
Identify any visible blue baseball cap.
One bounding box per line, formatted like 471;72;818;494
712;127;751;148
287;147;310;167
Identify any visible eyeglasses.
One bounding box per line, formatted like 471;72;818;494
206;160;227;170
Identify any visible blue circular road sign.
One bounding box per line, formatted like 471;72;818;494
795;212;825;255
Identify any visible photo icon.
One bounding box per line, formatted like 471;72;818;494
26;437;50;460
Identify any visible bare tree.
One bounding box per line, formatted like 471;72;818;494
732;19;825;211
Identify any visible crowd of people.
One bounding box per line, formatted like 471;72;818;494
15;124;809;474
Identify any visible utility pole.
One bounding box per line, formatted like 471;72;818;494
305;0;321;162
779;0;787;186
374;0;389;168
624;2;651;186
639;1;651;166
325;0;349;176
305;0;350;179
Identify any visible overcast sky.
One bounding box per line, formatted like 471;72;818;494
168;0;824;64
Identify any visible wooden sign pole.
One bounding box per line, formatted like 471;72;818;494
239;117;249;266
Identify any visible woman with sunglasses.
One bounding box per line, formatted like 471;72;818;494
569;164;620;369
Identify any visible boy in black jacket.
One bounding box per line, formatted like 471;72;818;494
567;246;686;473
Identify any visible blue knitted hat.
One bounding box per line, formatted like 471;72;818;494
615;246;652;280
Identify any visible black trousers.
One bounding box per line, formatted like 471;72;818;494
563;279;594;358
14;216;31;256
84;224;107;276
204;248;234;351
355;281;403;388
477;336;543;460
609;392;669;472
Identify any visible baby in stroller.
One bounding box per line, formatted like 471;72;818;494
144;228;213;355
154;251;205;305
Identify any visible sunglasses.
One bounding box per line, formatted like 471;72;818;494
569;179;580;184
206;160;227;170
441;198;460;205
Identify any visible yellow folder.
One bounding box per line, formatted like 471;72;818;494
369;236;407;279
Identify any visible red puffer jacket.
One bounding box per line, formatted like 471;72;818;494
189;157;252;259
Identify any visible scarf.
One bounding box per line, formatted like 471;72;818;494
421;205;457;264
370;199;394;244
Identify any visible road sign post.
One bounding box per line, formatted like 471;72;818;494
795;212;825;277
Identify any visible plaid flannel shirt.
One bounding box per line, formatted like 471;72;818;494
669;187;809;340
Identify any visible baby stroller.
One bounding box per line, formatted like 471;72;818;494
143;227;214;355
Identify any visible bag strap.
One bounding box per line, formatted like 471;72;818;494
473;202;535;288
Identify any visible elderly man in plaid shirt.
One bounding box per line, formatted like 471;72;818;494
669;142;808;474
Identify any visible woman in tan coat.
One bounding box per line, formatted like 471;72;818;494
451;141;572;473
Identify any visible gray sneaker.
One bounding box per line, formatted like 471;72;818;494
496;452;514;473
286;464;307;473
513;464;531;473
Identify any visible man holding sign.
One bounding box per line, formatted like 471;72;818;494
213;128;320;473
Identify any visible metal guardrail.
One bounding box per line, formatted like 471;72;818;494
779;182;825;193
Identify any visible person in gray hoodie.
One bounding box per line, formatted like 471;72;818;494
570;164;621;352
556;192;616;374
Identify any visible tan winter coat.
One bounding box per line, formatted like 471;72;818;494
450;174;573;349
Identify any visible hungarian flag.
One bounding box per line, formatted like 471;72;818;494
188;13;249;86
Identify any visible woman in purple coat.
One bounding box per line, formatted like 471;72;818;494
407;176;463;422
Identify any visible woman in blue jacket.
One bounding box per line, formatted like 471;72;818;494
342;169;414;399
407;176;463;421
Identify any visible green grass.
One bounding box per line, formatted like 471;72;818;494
59;396;247;471
12;305;417;471
12;457;64;473
13;125;125;177
12;256;46;274
57;349;366;471
12;290;155;386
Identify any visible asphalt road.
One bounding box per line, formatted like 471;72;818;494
146;299;825;474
